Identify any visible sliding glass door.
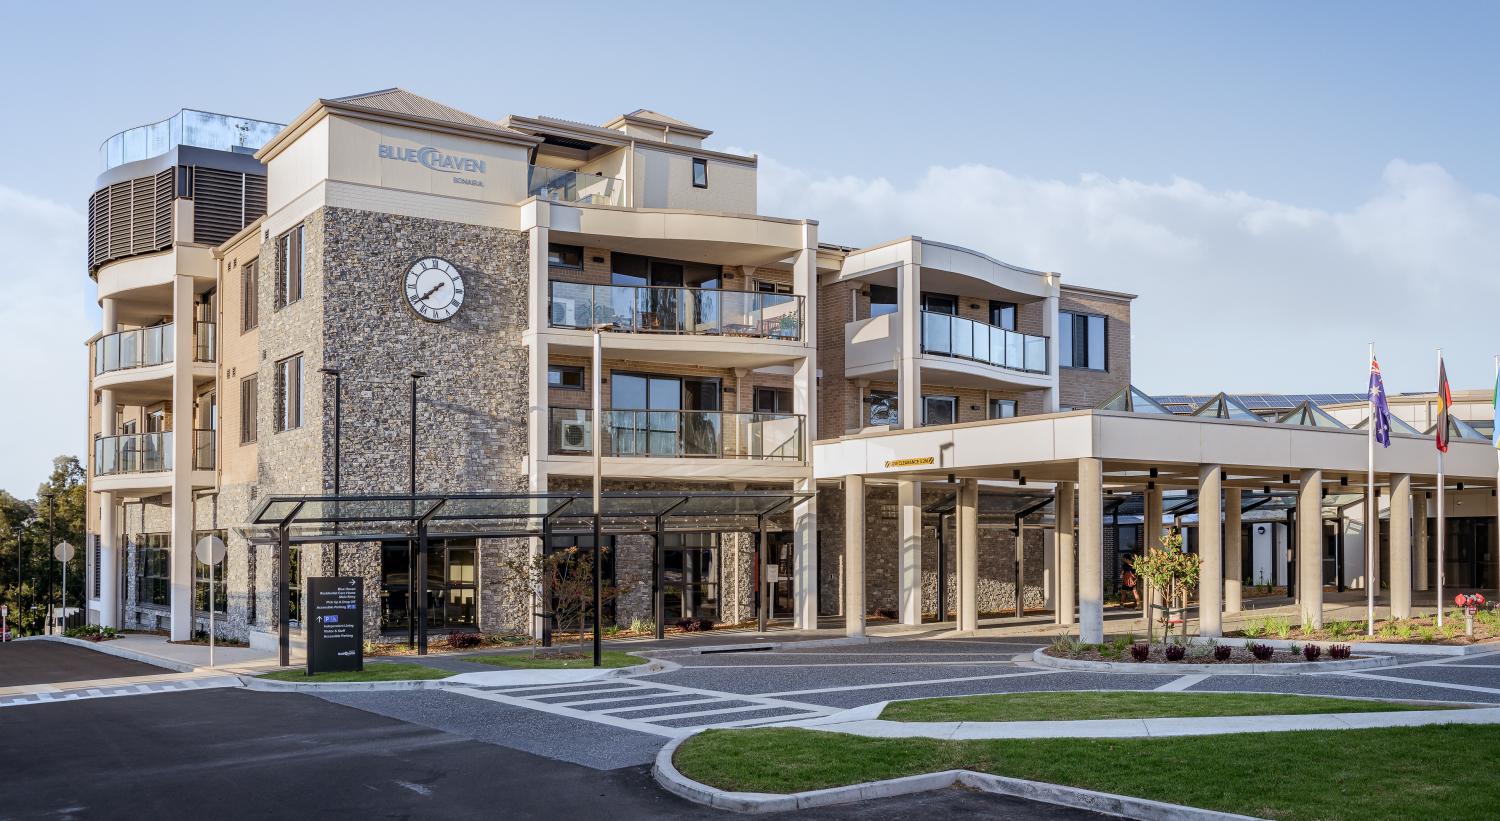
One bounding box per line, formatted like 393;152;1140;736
610;373;722;456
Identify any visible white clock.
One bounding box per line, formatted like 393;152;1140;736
403;257;465;322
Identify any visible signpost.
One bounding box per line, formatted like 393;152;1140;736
306;577;363;675
2;603;8;641
53;541;74;635
194;535;227;667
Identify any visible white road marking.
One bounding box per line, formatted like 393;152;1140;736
755;668;1060;698
1331;671;1500;696
680;660;1023;669
597;696;724;714
1154;674;1211;692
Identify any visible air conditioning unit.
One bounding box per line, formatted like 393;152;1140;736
558;420;590;452
551;297;580;328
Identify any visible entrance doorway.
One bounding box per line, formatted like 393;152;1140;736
663;532;719;621
380;539;477;631
767;531;794;619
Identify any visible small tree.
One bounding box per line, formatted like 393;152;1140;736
1133;531;1201;644
499;546;624;658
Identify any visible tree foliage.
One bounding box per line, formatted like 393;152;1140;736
1133;530;1201;643
0;455;86;636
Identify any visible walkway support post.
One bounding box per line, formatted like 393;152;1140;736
1143;482;1162;619
1055;481;1076;627
845;475;865;637
1298;469;1325;630
957;479;978;632
1224;488;1243;613
897;480;922;626
1078;459;1104;643
1415;495;1429;591
1198;464;1223;637
1390;473;1413;619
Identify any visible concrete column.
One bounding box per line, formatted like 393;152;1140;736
1224;488;1243;614
1143;483;1163;617
1055;481;1076;626
1298;469;1324;630
790;224;819;632
957;479;978;632
896;259;921;429
169;275;195;641
897;480;922;625
1415;494;1429;591
844;475;866;637
1390;474;1413;618
1197;465;1223;637
97;298;119;628
1078;458;1104;643
1040;291;1061;412
793;474;818;630
523;219;550;494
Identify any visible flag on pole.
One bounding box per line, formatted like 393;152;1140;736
1368;355;1391;448
1436;357;1452;453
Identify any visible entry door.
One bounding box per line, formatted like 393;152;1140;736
380;540;477;630
611;374;720;456
767;532;794;619
663;533;719;621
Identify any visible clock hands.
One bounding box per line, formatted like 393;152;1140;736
418;281;446;302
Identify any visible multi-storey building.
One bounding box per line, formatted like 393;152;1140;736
82;89;1134;646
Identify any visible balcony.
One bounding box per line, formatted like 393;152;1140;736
921;311;1047;374
194;322;216;363
528;166;625;206
93;322;216;377
549;408;804;460
193;429;216;470
549;282;803;341
94;432;172;476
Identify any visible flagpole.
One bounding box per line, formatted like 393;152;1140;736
1366;342;1376;636
1436;347;1445;629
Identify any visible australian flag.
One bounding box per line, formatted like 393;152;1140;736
1369;356;1391;448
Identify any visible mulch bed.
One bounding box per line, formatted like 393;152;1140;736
1045;646;1357;664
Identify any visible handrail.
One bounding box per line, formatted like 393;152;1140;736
920;310;1048;374
194;322;216;363
193;429;216;470
94;325;174;375
549;281;804;341
527;165;625;206
94;432;173;476
548;407;804;460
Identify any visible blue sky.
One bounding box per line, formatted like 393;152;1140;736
1;1;1498;495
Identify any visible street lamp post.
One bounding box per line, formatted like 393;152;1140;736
409;370;427;654
320;367;342;575
42;492;54;635
591;326;604;668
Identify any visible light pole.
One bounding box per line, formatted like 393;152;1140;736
41;492;54;635
409;370;427;653
320;367;342;575
591;325;605;667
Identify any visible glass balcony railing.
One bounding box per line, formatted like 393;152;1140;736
100;109;284;171
548;408;804;460
920;311;1047;374
528;165;625;206
549;282;804;340
94;432;172;476
194;322;216;363
193;429;216;471
94;325;174;375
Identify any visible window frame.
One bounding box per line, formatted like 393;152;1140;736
989;300;1017;331
753;387;793;414
274;354;304;432
134;534;170;607
241;258;259;332
548;364;585;391
691;157;709;189
547;243;584;270
921;394;959;427
276;224;305;309
868;284;898;318
989;398;1018;420
239;374;258;444
1059;310;1108;371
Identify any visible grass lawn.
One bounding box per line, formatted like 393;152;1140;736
258;663;452;682
674;724;1498;821
460;649;642;669
880;691;1445;722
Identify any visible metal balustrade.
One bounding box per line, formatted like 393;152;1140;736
920;310;1047;374
528;166;625;206
549;282;803;341
549;408;804;460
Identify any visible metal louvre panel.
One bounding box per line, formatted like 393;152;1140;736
191;167;266;246
87;169;179;274
244;173;267;223
106;181;131;259
130;176;155;251
154;168;174;248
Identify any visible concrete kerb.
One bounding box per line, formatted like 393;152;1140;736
652;733;1262;819
644;635;876;658
237;653;673;693
17;635;197;673
1032;647;1396;674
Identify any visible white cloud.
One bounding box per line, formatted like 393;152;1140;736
756;156;1500;395
0;186;89;498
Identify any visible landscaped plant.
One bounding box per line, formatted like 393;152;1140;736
446;631;485;649
1164;644;1187;661
628;616;654;635
1051;635;1084;658
1324;620;1358;640
676;617;715;632
1132;531;1201;644
1249;643;1275;661
1130;643;1150;662
1241;617;1268;638
1329;644;1352;659
1213;645;1232;661
1269;616;1294;640
1303;644;1322;661
62;624;118;641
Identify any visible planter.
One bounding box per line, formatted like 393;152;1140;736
1032;647;1395;675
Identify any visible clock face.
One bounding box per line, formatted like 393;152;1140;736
403;257;464;322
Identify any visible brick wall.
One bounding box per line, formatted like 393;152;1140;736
1058;287;1133;410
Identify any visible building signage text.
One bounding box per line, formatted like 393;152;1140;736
884;456;935;468
378;144;487;187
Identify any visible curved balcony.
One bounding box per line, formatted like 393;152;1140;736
94;325;174;376
93;323;216;397
549;282;803;340
94;432;172;476
548;408;804;461
920;311;1046;374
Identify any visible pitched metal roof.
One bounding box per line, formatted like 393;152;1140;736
327;88;530;138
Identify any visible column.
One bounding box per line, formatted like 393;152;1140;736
1197;465;1223;637
1143;482;1163;617
1298;469;1324;630
1040;290;1061;412
897;480;922;625
1224;488;1243;614
1415;494;1429;591
1389;474;1413;618
1055;481;1076;626
168;275;195;641
792;227;819;631
98;298;119;628
957;478;978;631
1078;458;1104;643
1014;525;1026;617
896;259;921;429
844;475;865;637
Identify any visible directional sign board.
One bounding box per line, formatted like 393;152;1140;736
306;576;363;675
54;542;75;562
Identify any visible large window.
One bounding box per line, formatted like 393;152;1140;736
866;390;899;427
921;293;957;316
1060;311;1107;370
663;532;718;620
275;354;303;432
989;300;1017;331
276;224;304;308
194;530;227;614
989;398;1018;419
548;364;585;390
239;374;258;444
134;534;169;607
922;395;958;426
241;258;259;331
754;387;793;414
548;244;583;269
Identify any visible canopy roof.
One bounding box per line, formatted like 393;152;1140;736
1427;414;1488;442
1275;400;1348;429
1190;392;1264;422
1353;413;1422;436
1098;385;1175;415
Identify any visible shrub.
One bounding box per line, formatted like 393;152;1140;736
628;617;654;635
1213;644;1233;661
445;632;485;649
676;617;715;632
1241;618;1267;638
1164;644;1187;661
1325;620;1358;639
63;624;118;641
1269;616;1294;639
1329;644;1352;659
1303;643;1323;661
1050;635;1085;658
1130;643;1151;662
1249;642;1274;661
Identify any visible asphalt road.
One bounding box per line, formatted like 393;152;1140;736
0;687;1107;821
0;640;165;687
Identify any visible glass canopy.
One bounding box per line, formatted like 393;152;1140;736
1353;413;1422;436
1275;400;1348;429
1097;385;1175;414
1426;415;1488;442
1190;392;1264;422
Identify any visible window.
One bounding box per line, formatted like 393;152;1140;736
922;395;958;426
194;530;227;614
755;280;792;294
754;387;793;414
276;224;304;308
145;409;165;433
548;244;583;269
866;390;899;427
921;293;957;316
989;398;1018;419
241;258;259;331
275;354;303;431
691;157;708;188
548;364;585;390
287;546;302;626
239;375;258;444
989;300;1016;331
868;284;898;318
134;534;169;607
92;535;101;598
1059;311;1107;370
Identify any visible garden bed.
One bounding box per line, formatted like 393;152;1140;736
257;663;453;683
1233;611;1500;646
878;691;1444;722
1034;642;1391;673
